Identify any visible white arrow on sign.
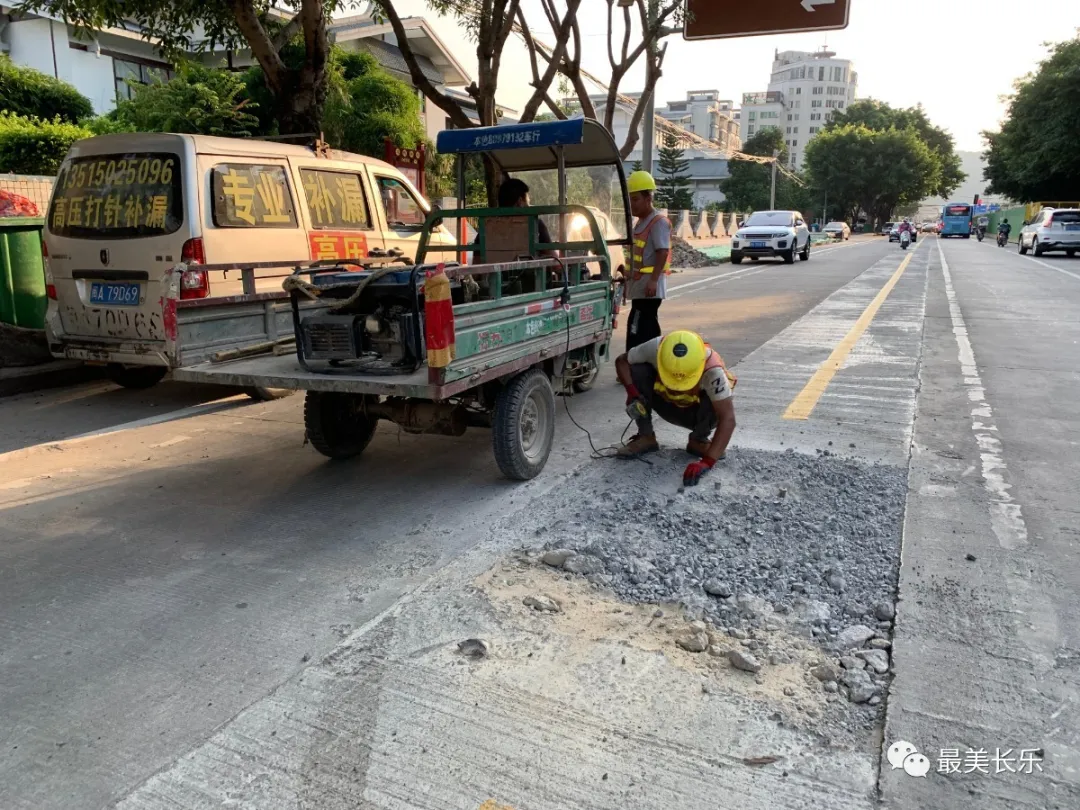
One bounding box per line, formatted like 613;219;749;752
801;0;836;10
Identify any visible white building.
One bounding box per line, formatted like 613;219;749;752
655;90;740;154
0;6;473;145
741;47;858;170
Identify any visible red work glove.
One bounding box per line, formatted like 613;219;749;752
624;383;641;405
683;456;716;486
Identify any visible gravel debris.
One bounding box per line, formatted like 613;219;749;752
874;601;896;621
670;236;714;268
534;449;905;651
857;649;890;674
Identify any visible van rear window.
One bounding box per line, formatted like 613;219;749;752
211;163;297;228
48;153;183;239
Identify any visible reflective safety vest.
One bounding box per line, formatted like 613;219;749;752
633;213;672;276
653;348;738;407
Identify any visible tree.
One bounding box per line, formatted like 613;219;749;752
109;64;260;137
377;0;682;158
827;99;964;199
803;124;937;228
719;128;794;212
983;35;1080;202
655;132;693;210
0;55;94;123
24;0;336;135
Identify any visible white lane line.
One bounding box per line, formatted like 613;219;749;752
937;238;1028;549
667;267;770;299
150;435;191;449
668;265;767;292
974;238;1080;281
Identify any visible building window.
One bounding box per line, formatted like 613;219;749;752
749;111;757;120
811;100;822;108
794;100;801;108
787;114;792;121
796;86;802;95
112;56;173;100
812;86;824;95
838;101;845;109
748;124;755;135
791;140;798;147
793;127;799;134
795;113;800;120
819;66;825;81
786;126;791;133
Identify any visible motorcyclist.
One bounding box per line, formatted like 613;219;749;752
897;219;913;243
998;218;1012;241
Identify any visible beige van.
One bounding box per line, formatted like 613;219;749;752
43;133;450;389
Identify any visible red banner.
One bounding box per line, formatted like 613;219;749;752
384;140;426;197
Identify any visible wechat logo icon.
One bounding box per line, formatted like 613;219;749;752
887;740;930;778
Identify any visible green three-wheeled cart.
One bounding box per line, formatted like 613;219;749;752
166;118;633;479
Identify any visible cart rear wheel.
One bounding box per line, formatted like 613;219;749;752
493;368;555;480
572;362;600;393
304;391;377;460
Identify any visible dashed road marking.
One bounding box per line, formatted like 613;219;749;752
782;248;916;420
938;238;1028;549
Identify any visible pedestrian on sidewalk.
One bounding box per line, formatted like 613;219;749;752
615;330;737;486
625;171;671;352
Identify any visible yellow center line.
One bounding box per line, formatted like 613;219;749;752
782;250;915;421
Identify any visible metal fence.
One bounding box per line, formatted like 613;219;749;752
0;174;55;213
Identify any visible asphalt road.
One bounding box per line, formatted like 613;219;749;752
5;234;1076;809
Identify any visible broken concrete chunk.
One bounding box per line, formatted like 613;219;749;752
791;597;831;624
842;669;878;703
856;649;890;674
675;628;709;653
457;639;490;658
523;594;562;613
728;649;762;673
835;624;876;650
810;663;838;683
704;579;733;598
540;549;575;568
874;601;896;621
563;554;603;575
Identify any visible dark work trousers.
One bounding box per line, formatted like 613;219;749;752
630;363;716;442
626;298;662;353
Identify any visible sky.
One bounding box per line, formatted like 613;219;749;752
378;0;1080;153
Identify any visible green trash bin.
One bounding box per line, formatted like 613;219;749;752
0;216;47;330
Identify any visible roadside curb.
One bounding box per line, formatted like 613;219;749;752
0;360;104;398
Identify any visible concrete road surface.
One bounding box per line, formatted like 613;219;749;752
1;235;1077;809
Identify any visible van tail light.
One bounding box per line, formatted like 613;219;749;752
46;284;57;300
180;238;209;299
181;237;205;265
180;269;209;300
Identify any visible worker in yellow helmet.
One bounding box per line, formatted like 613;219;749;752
615;329;737;485
624;170;672;352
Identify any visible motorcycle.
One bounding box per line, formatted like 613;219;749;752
976;228;984;242
997;231;1009;247
900;230;910;250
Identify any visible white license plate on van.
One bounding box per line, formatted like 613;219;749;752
89;282;141;306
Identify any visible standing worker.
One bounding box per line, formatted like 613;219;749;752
615;330;737;486
625;171;671;352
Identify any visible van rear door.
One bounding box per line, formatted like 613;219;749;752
45;141;194;353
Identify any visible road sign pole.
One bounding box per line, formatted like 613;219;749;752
770;149;779;209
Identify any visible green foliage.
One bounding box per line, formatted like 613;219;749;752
110;64;260;136
983;35;1080;202
0;111;92;175
0;55;94;123
803;124;937;227
655;132;693;210
632;160;643;173
828;99;964;199
245;45;425;157
720;128;799;212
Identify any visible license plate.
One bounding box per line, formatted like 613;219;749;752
89;282;141;306
1065;224;1080;231
750;241;767;249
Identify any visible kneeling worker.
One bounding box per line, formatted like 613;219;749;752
615;330;737;486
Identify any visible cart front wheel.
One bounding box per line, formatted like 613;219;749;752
304;391;377;460
493;368;555;480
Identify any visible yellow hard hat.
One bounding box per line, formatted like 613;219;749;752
627;170;657;195
657;331;707;392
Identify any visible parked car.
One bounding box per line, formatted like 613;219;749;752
823;221;851;240
42;133;454;391
730;210;811;264
567;205;625;278
1018;208;1080;257
880;221;895;236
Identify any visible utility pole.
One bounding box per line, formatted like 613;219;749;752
640;0;659;174
770;149;779;209
822;186;828;226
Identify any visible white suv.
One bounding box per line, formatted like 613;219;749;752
1018;208;1080;257
731;210;811;264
